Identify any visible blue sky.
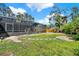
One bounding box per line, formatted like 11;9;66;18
5;3;79;24
5;3;53;19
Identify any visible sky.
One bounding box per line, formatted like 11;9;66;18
5;3;79;25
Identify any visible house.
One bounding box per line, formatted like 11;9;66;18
32;22;46;33
0;16;34;36
0;16;46;38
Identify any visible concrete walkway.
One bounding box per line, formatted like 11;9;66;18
56;36;73;41
4;33;73;42
5;36;21;42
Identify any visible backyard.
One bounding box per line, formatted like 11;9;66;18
0;3;79;57
0;33;79;56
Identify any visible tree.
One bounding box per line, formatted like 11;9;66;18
0;8;3;16
24;13;34;21
23;13;29;20
28;14;34;21
16;12;22;21
16;12;34;22
61;17;79;34
0;4;6;16
49;6;68;32
0;7;6;16
70;7;79;20
6;8;13;17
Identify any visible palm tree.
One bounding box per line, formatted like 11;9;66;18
23;13;29;21
16;13;21;21
28;15;33;21
6;7;13;17
16;12;24;21
32;17;34;21
24;13;34;21
16;12;34;22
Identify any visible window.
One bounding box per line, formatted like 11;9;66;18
7;24;12;32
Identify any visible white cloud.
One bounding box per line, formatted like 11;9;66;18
27;3;54;12
9;6;26;14
37;18;49;25
60;14;64;16
35;14;51;25
36;13;64;25
47;13;64;18
47;13;55;18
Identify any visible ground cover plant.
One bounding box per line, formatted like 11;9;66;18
0;33;79;56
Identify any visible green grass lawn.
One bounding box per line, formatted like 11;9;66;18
0;33;79;56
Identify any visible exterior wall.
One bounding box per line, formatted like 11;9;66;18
0;16;46;36
33;23;46;33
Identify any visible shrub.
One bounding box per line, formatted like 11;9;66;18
74;48;79;56
73;33;79;40
60;18;79;34
60;23;74;34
